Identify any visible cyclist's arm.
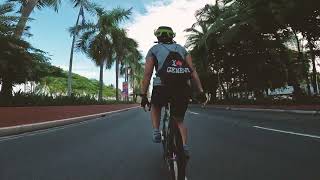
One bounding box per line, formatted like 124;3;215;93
141;57;155;95
186;55;204;93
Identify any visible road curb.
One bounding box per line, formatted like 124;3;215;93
195;105;319;115
0;106;139;138
228;107;318;115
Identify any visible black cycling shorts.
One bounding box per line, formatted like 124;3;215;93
151;85;191;120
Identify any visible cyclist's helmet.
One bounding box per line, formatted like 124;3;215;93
154;26;176;38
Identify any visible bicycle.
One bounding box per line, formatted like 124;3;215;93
140;92;206;179
161;103;188;180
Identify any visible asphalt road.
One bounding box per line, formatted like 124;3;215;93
0;106;319;180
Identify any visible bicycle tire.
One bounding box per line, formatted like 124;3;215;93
169;119;186;180
162;105;187;180
174;129;186;180
162;107;169;160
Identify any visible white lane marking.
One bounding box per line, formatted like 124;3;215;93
0;107;139;143
189;111;199;115
253;126;320;139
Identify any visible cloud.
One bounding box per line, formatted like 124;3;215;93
126;0;213;57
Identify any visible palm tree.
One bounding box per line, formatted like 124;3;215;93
120;48;143;102
67;0;97;97
112;29;139;101
11;0;95;36
127;54;143;102
8;0;96;97
0;3;19;35
0;2;30;97
72;7;131;101
185;21;210;51
0;3;51;98
10;0;61;37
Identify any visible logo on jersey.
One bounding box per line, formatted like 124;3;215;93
167;59;189;74
167;67;191;73
171;59;183;67
176;60;183;66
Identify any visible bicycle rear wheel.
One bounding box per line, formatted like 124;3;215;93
168;122;186;180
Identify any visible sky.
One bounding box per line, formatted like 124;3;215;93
23;0;213;90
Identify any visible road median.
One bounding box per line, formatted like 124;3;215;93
0;104;139;137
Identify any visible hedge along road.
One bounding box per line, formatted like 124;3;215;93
0;106;319;180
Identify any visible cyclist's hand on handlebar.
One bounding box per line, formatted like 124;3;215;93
140;94;151;112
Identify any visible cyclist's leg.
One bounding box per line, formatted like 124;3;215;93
151;85;169;143
172;105;188;145
169;85;190;144
171;107;190;157
150;105;162;143
170;86;190;156
177;121;187;145
151;104;161;129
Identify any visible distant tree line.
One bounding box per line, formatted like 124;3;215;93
186;0;320;103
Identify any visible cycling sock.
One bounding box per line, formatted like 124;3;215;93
183;144;190;158
152;129;161;143
183;144;189;150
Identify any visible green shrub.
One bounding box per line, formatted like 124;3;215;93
0;92;135;107
210;96;320;106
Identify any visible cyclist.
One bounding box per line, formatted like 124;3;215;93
140;26;206;157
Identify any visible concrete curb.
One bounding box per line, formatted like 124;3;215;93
227;107;319;115
193;105;319;115
0;106;139;138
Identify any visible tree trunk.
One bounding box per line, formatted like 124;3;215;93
216;72;222;100
15;0;39;37
292;30;304;98
68;6;82;97
132;71;135;102
99;61;104;101
219;80;228;100
307;39;318;95
306;75;312;95
0;78;13;98
126;65;129;102
265;89;269;96
254;90;264;101
318;74;320;94
298;34;311;96
5;0;38;98
116;58;119;101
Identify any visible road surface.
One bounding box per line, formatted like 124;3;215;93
0;106;319;180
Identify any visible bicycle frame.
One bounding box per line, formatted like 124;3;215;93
161;103;187;180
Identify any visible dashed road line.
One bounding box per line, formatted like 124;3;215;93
189;111;199;115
